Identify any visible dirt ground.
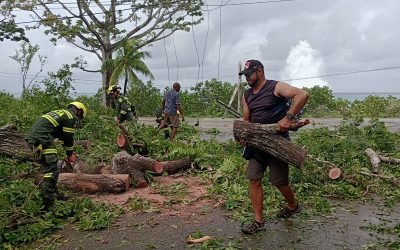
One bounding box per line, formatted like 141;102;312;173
33;118;400;249
46;176;400;250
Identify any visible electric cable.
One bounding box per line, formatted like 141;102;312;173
191;16;201;85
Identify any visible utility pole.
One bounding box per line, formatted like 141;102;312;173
223;62;242;118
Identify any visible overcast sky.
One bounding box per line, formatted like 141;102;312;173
1;0;400;95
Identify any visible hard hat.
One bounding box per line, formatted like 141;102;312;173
69;101;87;118
107;85;121;94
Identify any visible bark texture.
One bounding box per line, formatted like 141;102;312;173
233;120;307;169
161;158;192;175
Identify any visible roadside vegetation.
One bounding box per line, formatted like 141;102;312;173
1;74;400;248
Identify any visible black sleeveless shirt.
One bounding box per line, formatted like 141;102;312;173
244;80;287;124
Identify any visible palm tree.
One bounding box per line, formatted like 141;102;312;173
102;39;154;96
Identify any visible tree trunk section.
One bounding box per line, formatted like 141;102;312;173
161;158;192;175
34;173;129;194
0;124;34;161
364;148;381;174
112;151;164;174
111;151;160;188
233;120;307;169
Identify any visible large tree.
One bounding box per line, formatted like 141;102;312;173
24;0;203;105
102;39;154;96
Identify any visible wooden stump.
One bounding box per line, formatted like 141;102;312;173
233;120;308;169
0;124;34;161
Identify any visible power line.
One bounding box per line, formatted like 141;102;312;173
172;32;179;82
12;0;299;25
163;35;171;86
282;66;400;82
201;0;211;83
191;17;201;85
1;66;400;88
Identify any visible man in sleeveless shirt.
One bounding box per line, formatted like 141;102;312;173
239;59;310;234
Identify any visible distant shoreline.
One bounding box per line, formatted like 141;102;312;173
4;91;400;102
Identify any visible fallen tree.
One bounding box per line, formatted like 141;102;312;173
233;120;309;169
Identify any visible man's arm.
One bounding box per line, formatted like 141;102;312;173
242;94;250;122
275;81;309;116
274;81;310;131
62;119;76;157
239;94;251;146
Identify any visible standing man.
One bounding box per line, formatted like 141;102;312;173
239;59;310;234
26;101;87;211
107;85;137;124
157;82;185;141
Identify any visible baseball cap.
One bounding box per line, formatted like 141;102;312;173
239;60;264;76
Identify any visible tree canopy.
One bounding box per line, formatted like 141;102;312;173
21;0;204;104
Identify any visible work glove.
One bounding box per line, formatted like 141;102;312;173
67;152;78;166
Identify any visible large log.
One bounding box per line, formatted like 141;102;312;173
58;173;130;194
112;151;164;174
111;151;160;188
34;173;130;194
0;124;34;161
161;158;193;175
111;151;195;187
233;120;307;169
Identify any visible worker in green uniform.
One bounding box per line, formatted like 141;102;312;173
107;85;137;124
25;101;87;211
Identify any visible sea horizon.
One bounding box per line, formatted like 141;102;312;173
4;91;400;102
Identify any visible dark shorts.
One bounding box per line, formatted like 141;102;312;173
246;148;289;187
164;112;180;128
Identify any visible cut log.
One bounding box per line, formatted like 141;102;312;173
0;124;34;161
160;158;192;175
364;148;381;174
35;173;130;194
127;167;148;188
233;120;308;169
112;151;164;174
116;134;128;148
111;151;195;186
111;151;159;188
328;167;342;180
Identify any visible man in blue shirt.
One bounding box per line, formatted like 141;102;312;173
157;82;185;141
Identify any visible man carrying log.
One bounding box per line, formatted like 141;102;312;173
25;102;87;211
238;59;310;234
107;85;137;124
